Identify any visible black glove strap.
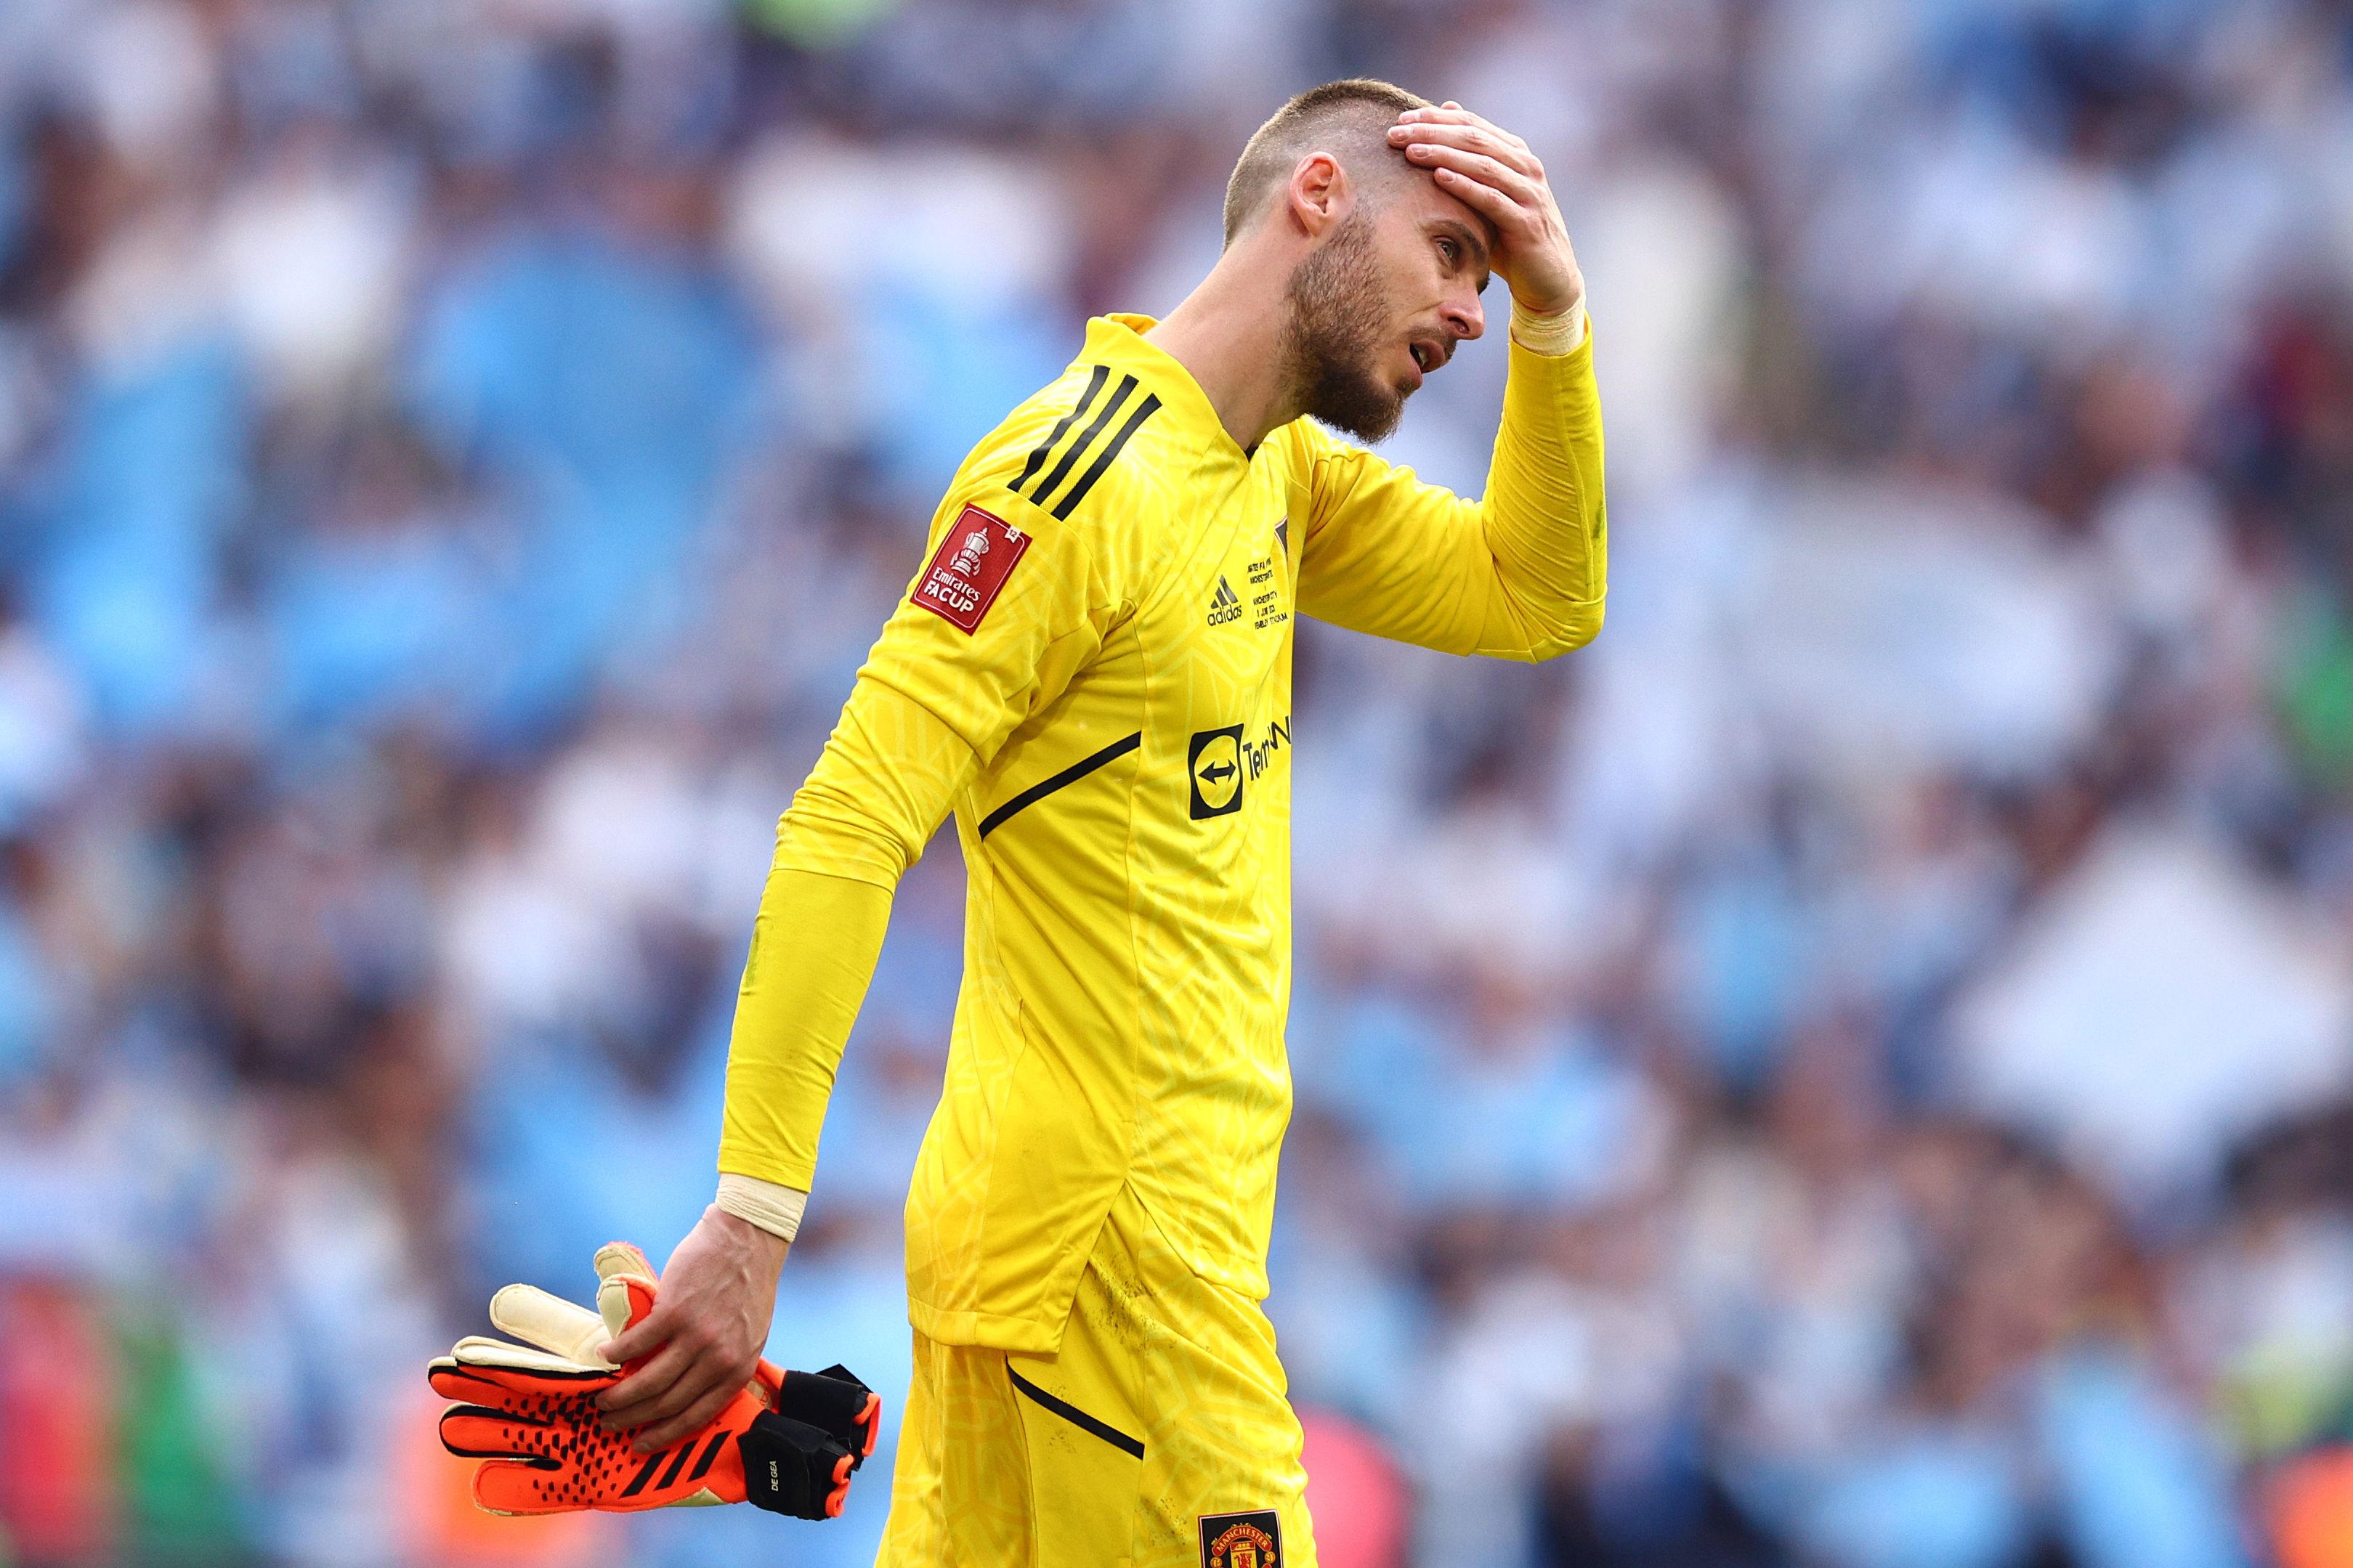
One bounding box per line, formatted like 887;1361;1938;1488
737;1411;851;1519
776;1365;877;1471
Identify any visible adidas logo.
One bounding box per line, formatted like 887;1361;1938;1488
1207;574;1242;626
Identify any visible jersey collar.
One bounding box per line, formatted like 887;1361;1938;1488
1083;313;1252;467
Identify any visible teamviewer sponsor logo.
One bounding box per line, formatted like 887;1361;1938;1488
1187;717;1287;820
1188;725;1244;818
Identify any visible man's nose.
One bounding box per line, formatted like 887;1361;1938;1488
1444;289;1485;343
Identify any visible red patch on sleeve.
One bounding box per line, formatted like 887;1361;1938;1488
912;504;1030;633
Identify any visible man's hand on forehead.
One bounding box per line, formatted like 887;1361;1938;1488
1388;102;1584;320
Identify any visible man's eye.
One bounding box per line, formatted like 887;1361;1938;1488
1438;238;1459;266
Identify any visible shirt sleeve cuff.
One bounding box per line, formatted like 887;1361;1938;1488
716;1172;809;1243
1509;296;1589;356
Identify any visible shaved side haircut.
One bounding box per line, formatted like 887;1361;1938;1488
1222;78;1433;247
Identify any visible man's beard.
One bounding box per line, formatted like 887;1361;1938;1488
1280;212;1407;443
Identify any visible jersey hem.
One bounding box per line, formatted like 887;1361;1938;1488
906;1297;1067;1355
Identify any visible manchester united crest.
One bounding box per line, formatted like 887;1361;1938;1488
1198;1509;1281;1568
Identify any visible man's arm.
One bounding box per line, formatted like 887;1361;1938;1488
1297;104;1605;660
586;719;944;1453
595;475;1119;1452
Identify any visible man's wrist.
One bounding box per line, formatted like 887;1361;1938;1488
1510;293;1588;356
715;1173;809;1244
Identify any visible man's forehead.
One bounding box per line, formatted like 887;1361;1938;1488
1393;171;1498;257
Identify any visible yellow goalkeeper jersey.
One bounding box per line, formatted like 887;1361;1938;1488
721;312;1605;1352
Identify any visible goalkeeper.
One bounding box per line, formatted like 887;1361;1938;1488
597;79;1606;1565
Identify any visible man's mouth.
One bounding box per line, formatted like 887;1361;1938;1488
1406;336;1448;383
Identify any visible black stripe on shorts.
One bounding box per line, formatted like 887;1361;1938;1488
1008;1365;1144;1459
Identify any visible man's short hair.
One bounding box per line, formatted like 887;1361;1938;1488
1222;78;1433;247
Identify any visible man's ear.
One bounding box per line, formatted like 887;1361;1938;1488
1284;151;1350;237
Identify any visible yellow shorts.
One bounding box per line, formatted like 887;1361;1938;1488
877;1187;1317;1568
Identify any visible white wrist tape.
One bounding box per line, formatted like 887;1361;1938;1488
716;1173;810;1243
1510;296;1588;356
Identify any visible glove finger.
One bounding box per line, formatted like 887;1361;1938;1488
596;1269;657;1344
430;1360;561;1409
451;1339;618;1382
439;1405;559;1463
473;1458;594;1517
594;1240;655;1283
474;1441;685;1517
432;1360;615;1417
431;1360;520;1406
489;1284;613;1366
449;1335;612;1382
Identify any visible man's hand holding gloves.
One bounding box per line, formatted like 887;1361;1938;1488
426;1241;878;1521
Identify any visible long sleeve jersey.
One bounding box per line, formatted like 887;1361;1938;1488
721;311;1606;1352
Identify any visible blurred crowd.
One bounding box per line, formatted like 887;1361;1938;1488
4;0;2353;1564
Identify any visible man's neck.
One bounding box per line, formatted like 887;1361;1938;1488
1144;239;1300;452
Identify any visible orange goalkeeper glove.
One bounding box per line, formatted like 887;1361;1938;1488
427;1241;880;1519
